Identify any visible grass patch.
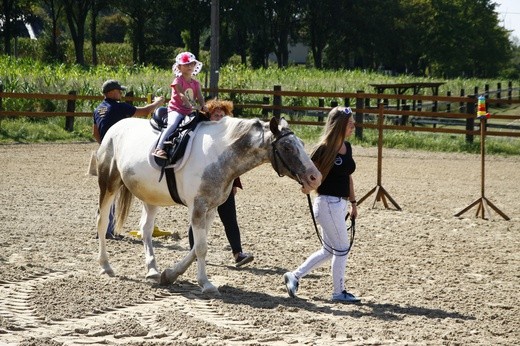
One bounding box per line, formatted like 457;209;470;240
0;117;94;144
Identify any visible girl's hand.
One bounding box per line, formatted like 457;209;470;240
350;203;358;219
180;94;190;106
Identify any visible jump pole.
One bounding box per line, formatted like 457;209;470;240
454;96;510;220
358;102;401;210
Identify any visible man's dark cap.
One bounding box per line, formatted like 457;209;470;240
102;80;126;94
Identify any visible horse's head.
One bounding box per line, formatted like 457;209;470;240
268;117;322;193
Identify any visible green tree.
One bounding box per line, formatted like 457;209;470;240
300;0;336;69
268;0;299;68
247;1;273;68
1;0;35;55
113;0;165;64
39;0;65;62
90;0;109;65
428;0;511;77
219;0;250;65
168;0;211;57
392;0;434;74
62;0;91;65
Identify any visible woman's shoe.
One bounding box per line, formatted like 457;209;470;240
235;252;254;267
331;290;361;303
283;272;299;298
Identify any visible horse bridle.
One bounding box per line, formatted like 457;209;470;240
271;130;303;184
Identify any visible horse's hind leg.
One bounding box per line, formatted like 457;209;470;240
97;193;116;276
140;203;160;281
96;148;121;277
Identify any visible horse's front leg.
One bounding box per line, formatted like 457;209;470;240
160;248;197;286
194;208;218;294
140;203;160;281
161;207;218;294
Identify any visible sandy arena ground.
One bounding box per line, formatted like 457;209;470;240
0;141;519;346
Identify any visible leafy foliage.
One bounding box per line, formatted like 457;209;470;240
2;0;517;78
0;56;518;154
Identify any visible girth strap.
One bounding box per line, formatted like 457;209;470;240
165;167;185;206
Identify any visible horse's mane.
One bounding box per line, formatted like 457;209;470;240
200;116;264;145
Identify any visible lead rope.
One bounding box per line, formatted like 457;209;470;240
306;194;355;257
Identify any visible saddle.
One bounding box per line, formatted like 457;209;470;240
151;107;209;165
150;107;209;185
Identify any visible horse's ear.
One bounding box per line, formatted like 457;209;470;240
269;117;280;136
279;117;289;128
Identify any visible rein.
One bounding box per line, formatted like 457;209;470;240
271;130;354;255
305;194;355;257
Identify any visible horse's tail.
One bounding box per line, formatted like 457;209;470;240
114;185;134;234
87;150;98;176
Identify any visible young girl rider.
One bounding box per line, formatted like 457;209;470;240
153;52;207;159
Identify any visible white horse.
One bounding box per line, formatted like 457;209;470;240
95;116;322;293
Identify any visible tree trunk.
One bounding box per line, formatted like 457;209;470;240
91;0;98;65
3;0;13;55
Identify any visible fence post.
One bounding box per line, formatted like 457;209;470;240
262;96;270;118
508;81;512;100
273;85;281;119
318;98;324;122
459;89;465;113
446;91;451;112
125;91;134;105
484;84;489;97
230;92;242;117
401;105;409;125
465;95;475;144
432;86;439;112
65;90;76;132
355;90;364;140
331;100;338;108
494;82;501;107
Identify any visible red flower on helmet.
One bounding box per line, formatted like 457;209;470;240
181;53;191;64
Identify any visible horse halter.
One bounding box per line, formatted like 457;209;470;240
271;130;303;185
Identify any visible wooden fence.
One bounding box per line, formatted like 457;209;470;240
1;85;517;219
1;84;519;142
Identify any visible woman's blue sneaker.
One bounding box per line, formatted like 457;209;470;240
331;290;361;303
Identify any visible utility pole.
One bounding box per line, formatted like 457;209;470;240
210;0;220;98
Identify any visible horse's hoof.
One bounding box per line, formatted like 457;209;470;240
99;267;115;277
145;270;160;282
201;283;220;295
160;268;178;286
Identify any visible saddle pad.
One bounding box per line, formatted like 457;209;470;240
147;125;201;172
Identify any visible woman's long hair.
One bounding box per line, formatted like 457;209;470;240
310;106;352;180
